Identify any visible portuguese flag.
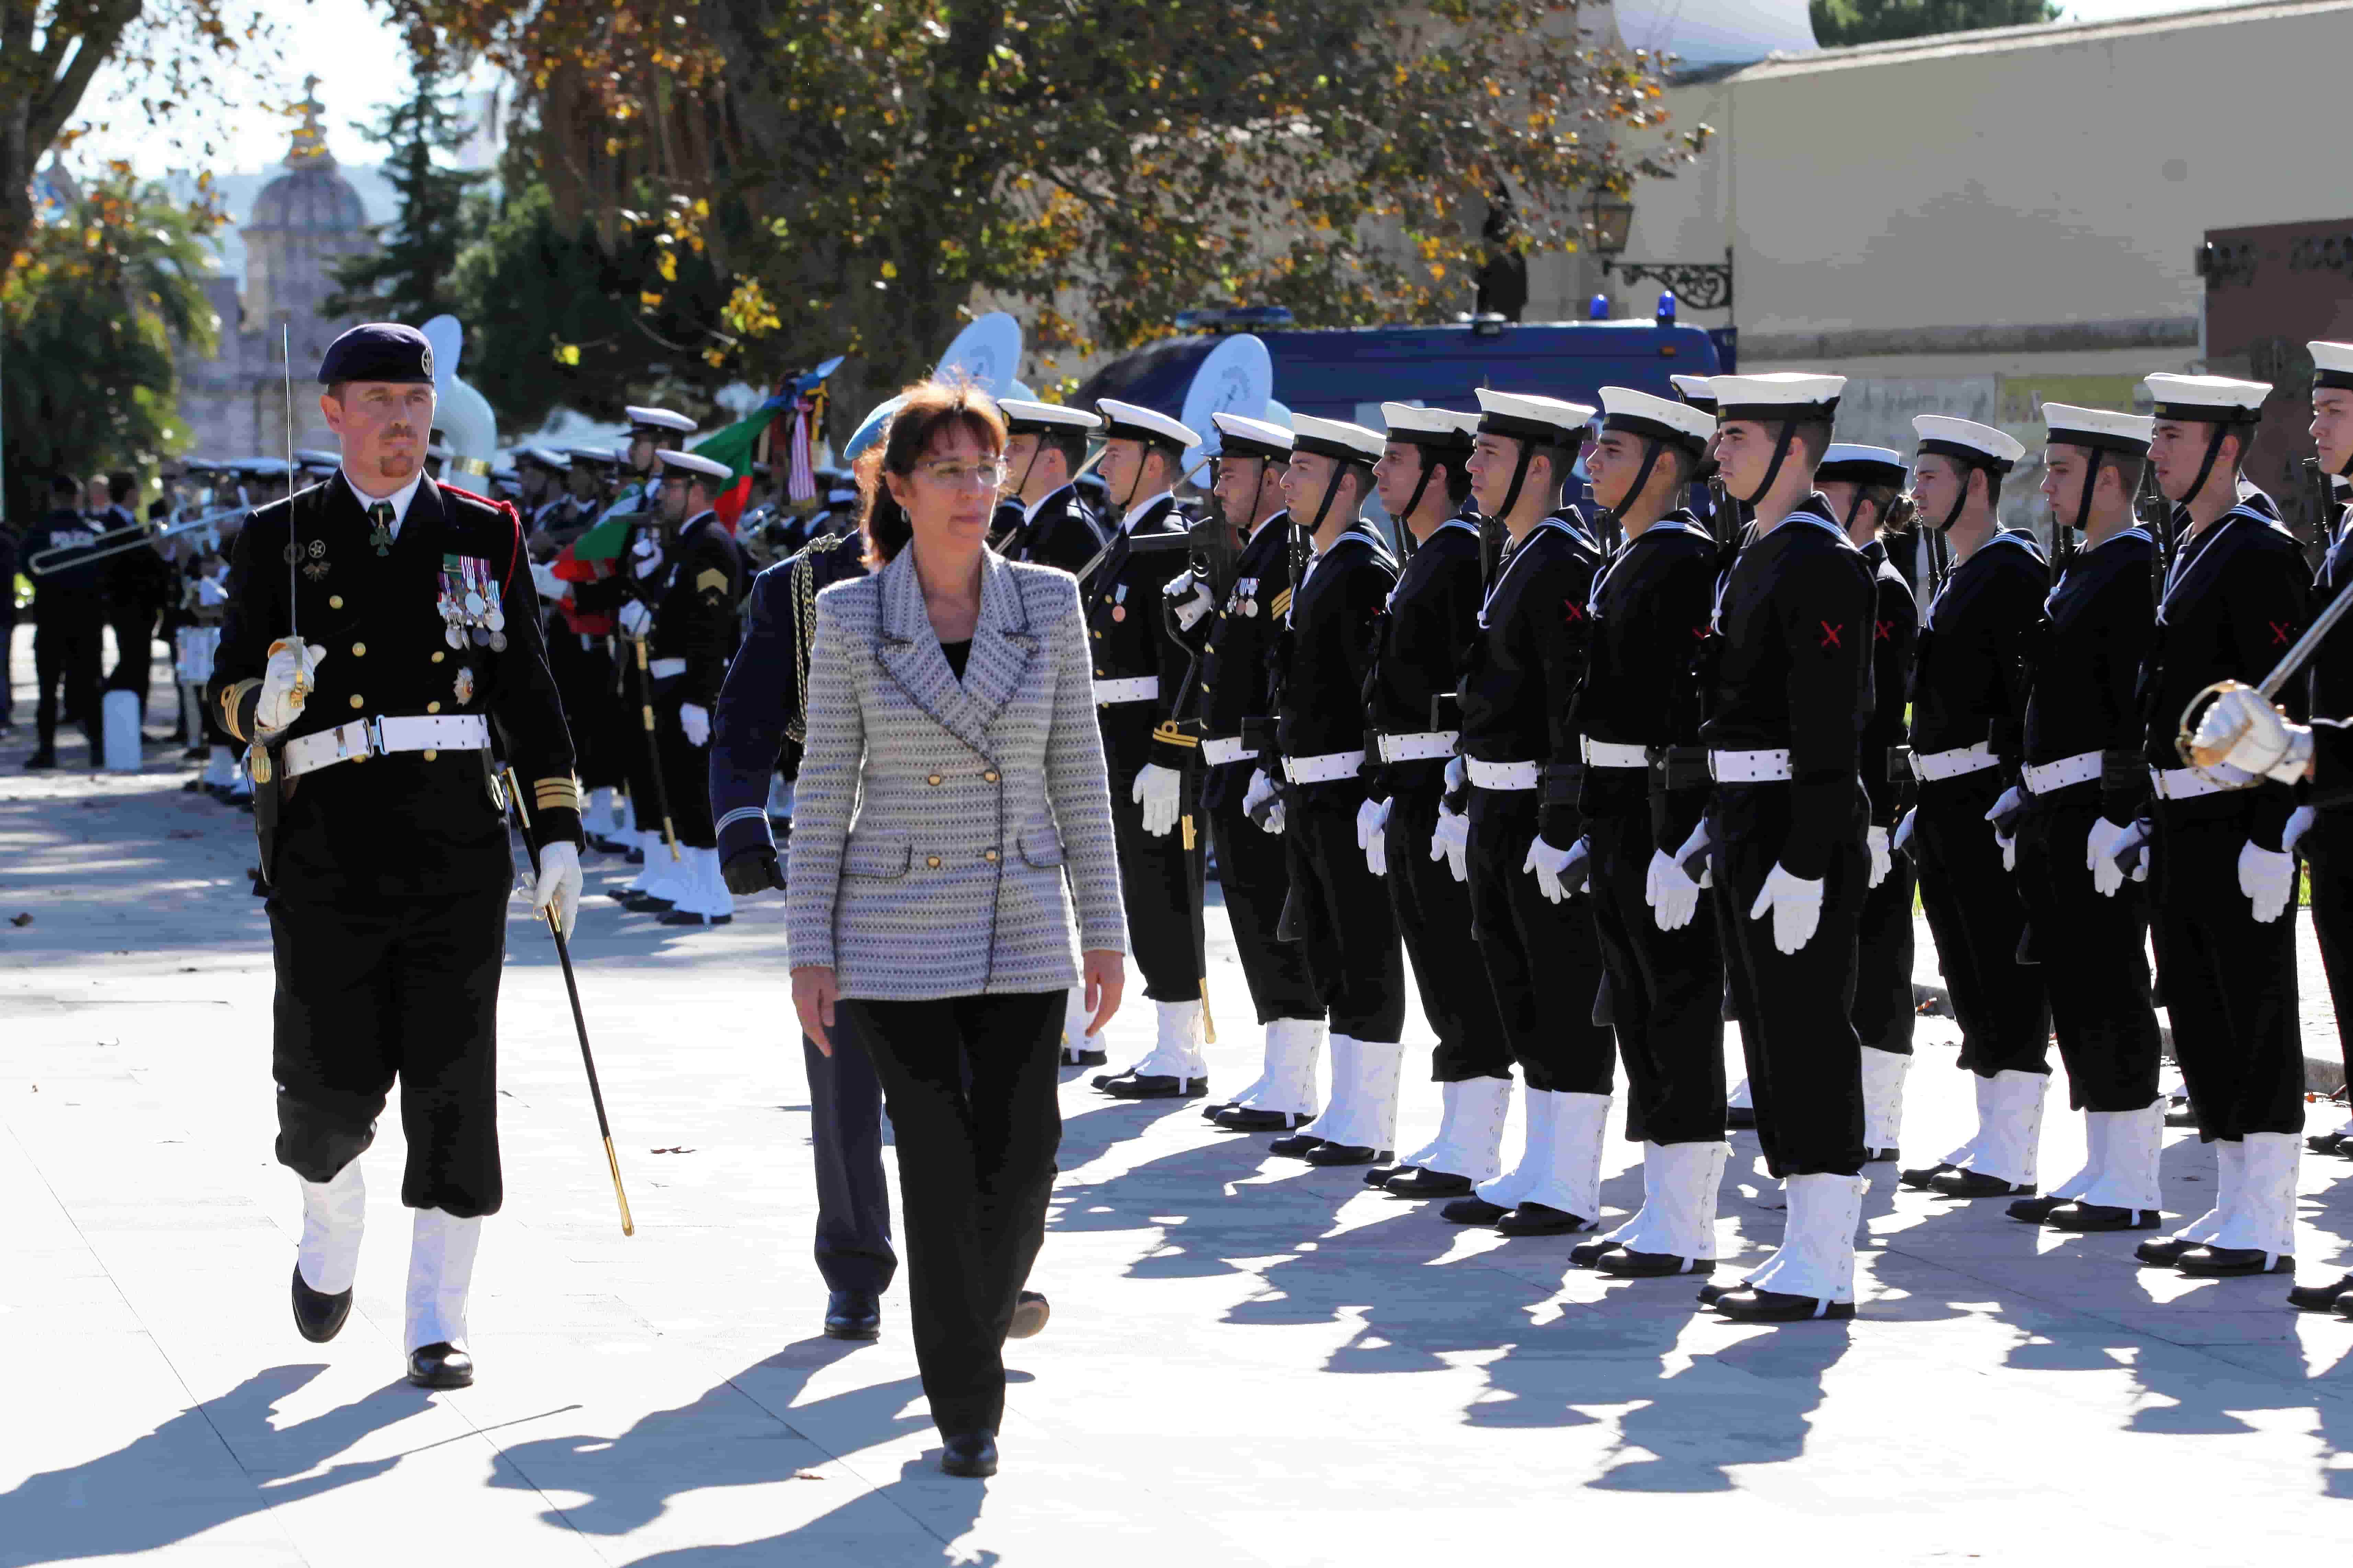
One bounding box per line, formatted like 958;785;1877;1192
691;392;791;529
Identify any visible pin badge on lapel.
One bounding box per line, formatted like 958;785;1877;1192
301;538;330;582
453;666;476;705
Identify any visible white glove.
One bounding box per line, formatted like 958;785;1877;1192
1748;862;1825;955
1168;570;1214;632
1866;824;1892;889
1524;835;1585;904
1429;803;1470;882
618;598;652;639
630;534;664;579
2239;839;2295;923
1133;763;1183;837
1646;847;1703;931
2194;686;2313;784
1443;755;1466;796
2285;804;2317;857
1358;796;1392;877
1984;785;2023;872
2086;816;2147;897
530;841;583;939
680;702;711;747
529;561;568;603
255;639;326;733
1892;806;1917;860
1240;767;1283;834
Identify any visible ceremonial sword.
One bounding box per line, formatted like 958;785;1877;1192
2179;564;2353;769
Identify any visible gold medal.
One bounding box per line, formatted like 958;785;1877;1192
1112;605;1126;621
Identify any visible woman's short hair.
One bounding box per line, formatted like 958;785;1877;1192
856;380;1009;566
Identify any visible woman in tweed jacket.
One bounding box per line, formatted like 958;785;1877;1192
787;382;1127;1478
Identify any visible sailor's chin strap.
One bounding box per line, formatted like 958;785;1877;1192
1306;463;1348;539
1011;441;1046;510
1399;451;1439;532
1600;437;1667;543
1493;438;1541;528
1736;421;1799;508
2177;421;2238;517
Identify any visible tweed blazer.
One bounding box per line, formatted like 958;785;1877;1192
785;546;1128;998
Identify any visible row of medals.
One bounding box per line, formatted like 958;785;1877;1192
444;587;509;652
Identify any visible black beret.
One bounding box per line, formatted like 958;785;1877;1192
319;322;434;386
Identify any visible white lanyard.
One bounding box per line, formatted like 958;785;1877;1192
1586;517;1695;619
1479;517;1580;629
1390;518;1478;608
2158;513;2247;624
2045;526;2149;614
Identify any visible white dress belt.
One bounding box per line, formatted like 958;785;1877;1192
1708;747;1793;783
281;714;492;779
648;657;688;680
1580;738;1649;769
1466;758;1541;791
1377;730;1459;763
2023;750;2102;795
1093;676;1160;705
2151;763;2258;800
1910;740;1999;782
1284;749;1365;785
1202;734;1252;767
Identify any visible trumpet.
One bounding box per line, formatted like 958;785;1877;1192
27;499;250;576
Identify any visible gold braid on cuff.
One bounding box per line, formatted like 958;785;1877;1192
220;678;261;743
532;776;583;813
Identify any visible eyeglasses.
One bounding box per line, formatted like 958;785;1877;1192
914;458;1010;490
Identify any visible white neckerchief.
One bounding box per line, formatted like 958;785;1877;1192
1122;491;1173;534
1479;516;1579;629
1022;482;1075;527
343;468;423;539
1587;514;1696;617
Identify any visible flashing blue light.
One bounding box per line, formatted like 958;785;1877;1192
1588;293;1611;321
1656;290;1678;325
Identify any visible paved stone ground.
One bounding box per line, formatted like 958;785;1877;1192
6;625;2353;1564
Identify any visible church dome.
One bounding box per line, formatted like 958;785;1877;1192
243;85;365;238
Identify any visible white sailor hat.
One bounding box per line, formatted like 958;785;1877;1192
2141;373;2270;424
1379;404;1481;449
517;444;572;471
1815;444;1908;487
1706;373;1845;423
1912;415;2026;473
1210;411;1296;461
657;448;732;484
2041;403;2153;455
1668;374;1719;415
1096;398;1200;451
1288;414;1386;465
2311;343;2353;393
999;399;1104;437
1475;389;1598;444
293;447;341;471
567;444;621;468
626;405;698;435
1598;386;1714;451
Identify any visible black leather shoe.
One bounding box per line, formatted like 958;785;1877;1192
1726;1106;1756;1130
1495;1202;1591;1236
406;1342;474;1389
2045;1202;2162;1232
1216;1106;1307;1132
604;886;646;905
2135;1235;2199;1267
1304;1142;1386;1167
1008;1291;1050;1339
1440;1196;1511;1225
23;749;57;770
1598;1249;1711;1278
1865;1146;1900;1163
1267;1132;1325;1159
1930;1170;2032;1199
657;909;732;926
1386;1168;1475;1199
1696;1279;1737;1306
941;1431;999;1477
587;833;633;855
619;891;677;913
2308;1131;2347;1155
822;1290;880;1341
1568;1237;1625;1268
2287;1273;2353;1311
2164;1101;2197;1129
1363;1161;1408;1188
2177;1246;2292;1277
1712;1286;1854;1321
625;845;646;865
1064;1046;1108;1068
1200;1100;1234;1120
2006;1195;2069;1224
1100;1073;1206;1100
290;1264;352;1344
1898;1162;1954;1190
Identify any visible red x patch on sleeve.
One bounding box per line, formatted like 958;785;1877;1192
1818;620;1844;649
1563;600;1585;623
1875;619;1896;642
2271;619;2295;646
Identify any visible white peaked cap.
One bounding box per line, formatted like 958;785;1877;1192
626;405;698;434
1380;404;1482;444
1288;414;1387;464
999;399;1103;434
657;448;732;483
1210;411;1296;457
2311;343;2353;390
1598;386;1714;447
2141;373;2270;421
1475;389;1599;438
1706;373;1846;419
1912;414;2026;470
1668;374;1719;410
2041;403;2153;453
1096;398;1200;449
1817;444;1908;482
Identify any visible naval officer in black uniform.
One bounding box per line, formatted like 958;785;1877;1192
208;322;583;1389
996;400;1110;575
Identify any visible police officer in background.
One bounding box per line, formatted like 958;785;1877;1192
1436;390;1614;1237
2128;373;2308;1280
206;322;583;1389
1816;445;1920;1164
1894;417;2053;1201
23;473;108;769
1086;400;1212;1099
1689;371;1874;1323
996;401;1110;575
1361;403;1515;1198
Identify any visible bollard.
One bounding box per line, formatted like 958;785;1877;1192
102;689;143;772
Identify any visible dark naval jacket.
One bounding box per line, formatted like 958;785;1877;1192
635;510;748;712
1909;528;2046;771
1001;483;1108;576
1195;510;1296;808
1275;520;1397;774
1083;492;1195;775
1365;515;1483;798
1570;512;1717;852
1458;512;1603;848
2025;525;2155;824
1858;536;1920;829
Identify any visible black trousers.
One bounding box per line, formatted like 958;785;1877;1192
1914;773;2050;1076
1099;713;1205;1003
1853;850;1917;1056
1206;766;1319;1024
1710;781;1868;1179
803;1031;897;1295
2306;811;2353;1094
1;611;15;723
834;990;1063;1435
1285;779;1407;1041
33;614;103;754
1588;802;1725;1146
2015;788;2163;1111
105;610;156;711
1386;781;1510;1081
654;687;717;847
1464;786;1613;1091
549;625;626;793
2152;805;2305;1140
267;888;507;1216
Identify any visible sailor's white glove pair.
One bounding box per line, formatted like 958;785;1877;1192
1358;796;1391;876
526;842;583;939
1523;835;1588;904
1647;823;1711;932
256;639;326;734
1166;570;1216;634
1134;763;1184;836
2193;686;2313;784
617;599;653;639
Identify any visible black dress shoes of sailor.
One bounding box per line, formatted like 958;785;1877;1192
941;1431;999;1477
1695;1279;1736;1306
1217;1107;1307;1132
2134;1235;2200;1267
290;1264;352;1344
1267;1132;1325;1159
1569;1237;1624;1268
1599;1249;1712;1278
1098;1072;1207;1100
1009;1291;1050;1339
406;1342;474;1389
2044;1202;2162;1232
2175;1245;2292;1277
2005;1195;2069;1224
2306;1130;2346;1155
1304;1142;1387;1168
823;1290;881;1341
1494;1202;1590;1236
2287;1273;2353;1311
1440;1197;1511;1225
1064;1044;1109;1068
1930;1169;2032;1199
1725;1107;1756;1130
1898;1161;1955;1190
1712;1286;1854;1322
1385;1168;1475;1199
658;908;732;926
1865;1146;1900;1164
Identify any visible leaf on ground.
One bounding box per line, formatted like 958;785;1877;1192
794;1470;825;1480
649;1146;697;1155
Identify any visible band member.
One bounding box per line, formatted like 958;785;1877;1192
2010;403;2167;1233
207;322;583;1389
1567;387;1728;1277
1892;416;2054;1200
2129;373;2308;1280
996;400;1110;575
1816;445;1920;1162
1361;403;1515;1196
1436;390;1614;1236
1691;372;1875;1321
1086;400;1212;1098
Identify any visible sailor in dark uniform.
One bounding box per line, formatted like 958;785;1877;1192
2127;372;2308;1279
206;323;583;1389
612;405;700;519
1816;445;1920;1164
1435;390;1614;1236
617;449;749;926
21;473;109;769
1186;413;1327;1124
1360;403;1515;1196
1689;371;1874;1322
2007;403;2168;1233
1891;416;2054;1201
1565;387;1728;1277
996;400;1110;575
1086;399;1212;1097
